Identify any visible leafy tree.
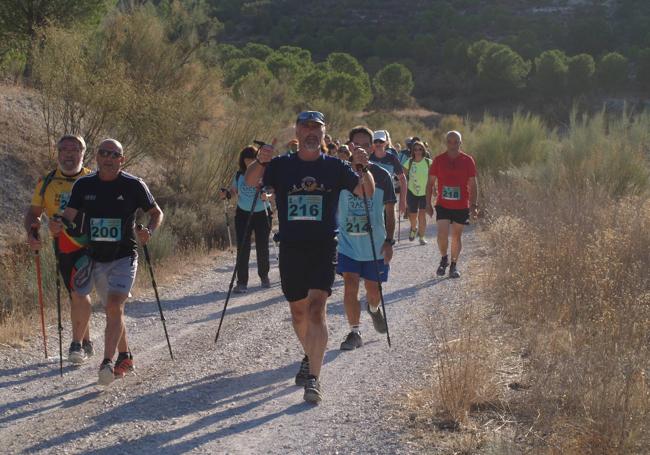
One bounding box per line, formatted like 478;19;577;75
597;52;629;92
322;73;372;111
265;51;305;85
566;16;613;55
297;69;328;101
223;57;266;86
243;42;273;60
534;49;568;97
215;43;243;64
567;53;595;95
373;63;414;108
0;0;105;42
277;45;311;64
467;39;497;67
476;44;531;97
326;52;365;78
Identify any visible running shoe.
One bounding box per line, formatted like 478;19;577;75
68;341;87;364
303;376;322;404
295;355;310;386
98;360;115;386
449;263;461;279
340;331;363;350
408;229;416;241
436;257;449;277
114;352;134;378
261;278;271;288
82;339;95;357
367;305;388;334
419;235;427;245
233;284;247;294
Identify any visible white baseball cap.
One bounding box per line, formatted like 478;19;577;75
373;130;389;142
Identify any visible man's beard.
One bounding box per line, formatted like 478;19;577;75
302;135;321;152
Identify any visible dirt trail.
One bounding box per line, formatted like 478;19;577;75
0;222;482;454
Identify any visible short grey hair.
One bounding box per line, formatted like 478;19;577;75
57;134;86;152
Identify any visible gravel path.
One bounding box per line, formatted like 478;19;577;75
0;222;480;454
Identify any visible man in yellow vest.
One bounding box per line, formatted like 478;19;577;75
24;134;94;363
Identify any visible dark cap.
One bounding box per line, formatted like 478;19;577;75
296;111;325;125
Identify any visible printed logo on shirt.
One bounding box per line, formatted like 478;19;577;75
84;195;96;201
117;195;124;201
288;176;328;194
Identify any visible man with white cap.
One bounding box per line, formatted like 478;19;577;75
425;130;478;278
369;130;407;216
54;138;164;385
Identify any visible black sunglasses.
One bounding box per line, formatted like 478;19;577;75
98;148;123;158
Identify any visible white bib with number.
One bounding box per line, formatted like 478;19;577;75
442;186;461;200
287;195;323;221
90;218;122;242
345;214;369;236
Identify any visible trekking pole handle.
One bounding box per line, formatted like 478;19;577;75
219;188;232;200
52;214;76;231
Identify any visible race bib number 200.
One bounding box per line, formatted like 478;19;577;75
442;186;461;200
288;195;323;221
90;218;122;242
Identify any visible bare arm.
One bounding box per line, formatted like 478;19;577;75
137;204;164;245
425;174;436;216
468;176;478;207
352;170;375;198
384;202;396;240
24;205;44;250
398;173;407;212
245;161;266;188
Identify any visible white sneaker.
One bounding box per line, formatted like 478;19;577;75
98;361;115;386
68;342;87;364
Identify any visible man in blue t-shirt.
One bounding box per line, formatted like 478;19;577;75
245;111;375;405
338;126;397;351
370;130;406;216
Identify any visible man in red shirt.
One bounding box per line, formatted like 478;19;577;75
425;131;478;278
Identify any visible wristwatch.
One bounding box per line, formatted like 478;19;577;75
384;238;396;246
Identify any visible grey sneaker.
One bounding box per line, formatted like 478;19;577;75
295;355;310;386
233;284;247;294
98;360;115;386
340;331;363;351
303;376;322;404
260;278;271;288
367;305;388;334
82;339;94;357
68;341;87;364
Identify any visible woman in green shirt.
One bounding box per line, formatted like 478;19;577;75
403;141;432;245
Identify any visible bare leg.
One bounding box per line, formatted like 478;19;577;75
103;293;128;360
342;273;361;326
437;219;451;256
304;289;328;377
364;279;380;311
417;209;427;237
408;212;417;232
70;292;91;343
289;298;309;352
450;223;465;262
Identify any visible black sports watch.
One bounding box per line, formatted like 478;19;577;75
384;238;396;246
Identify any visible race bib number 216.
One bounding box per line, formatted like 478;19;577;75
287;195;322;221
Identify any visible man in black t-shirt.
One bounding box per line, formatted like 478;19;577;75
54;138;163;386
246;111;375;404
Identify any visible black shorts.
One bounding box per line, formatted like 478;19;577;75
57;249;90;293
279;239;337;302
407;190;426;213
435;205;470;225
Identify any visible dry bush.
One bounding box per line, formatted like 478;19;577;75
484;183;650;452
433;302;501;427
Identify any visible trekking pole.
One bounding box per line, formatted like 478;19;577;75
31;227;48;359
52;240;63;377
214;187;261;345
220;188;234;251
137;225;174;360
358;169;392;348
262;194;278;262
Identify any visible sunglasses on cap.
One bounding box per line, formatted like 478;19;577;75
98;148;123;158
373;139;386;144
296;111;325;125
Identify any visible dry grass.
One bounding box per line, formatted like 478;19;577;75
484;185;650;453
